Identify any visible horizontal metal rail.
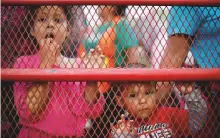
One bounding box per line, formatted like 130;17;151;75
2;0;220;6
2;68;220;81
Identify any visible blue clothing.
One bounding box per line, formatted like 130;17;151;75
167;6;220;68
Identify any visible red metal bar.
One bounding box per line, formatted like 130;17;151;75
2;0;220;6
2;68;220;81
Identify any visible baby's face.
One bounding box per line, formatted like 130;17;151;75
121;83;157;119
31;6;69;47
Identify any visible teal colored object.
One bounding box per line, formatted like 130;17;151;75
84;17;138;67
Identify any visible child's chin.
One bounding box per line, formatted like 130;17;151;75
137;113;151;120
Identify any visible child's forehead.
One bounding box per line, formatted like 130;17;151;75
124;82;156;89
37;6;64;15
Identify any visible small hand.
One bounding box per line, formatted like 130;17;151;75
27;84;48;114
39;38;60;68
111;111;137;137
81;45;105;69
175;82;195;94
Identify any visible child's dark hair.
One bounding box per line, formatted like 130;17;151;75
27;5;72;28
113;82;157;97
21;5;72;52
114;6;127;16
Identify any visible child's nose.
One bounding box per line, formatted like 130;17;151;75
47;20;55;28
139;96;146;104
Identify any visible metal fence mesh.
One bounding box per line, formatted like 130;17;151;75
1;4;220;138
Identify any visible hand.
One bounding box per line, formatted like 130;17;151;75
81;45;105;69
111;112;137;137
156;81;172;105
39;38;60;68
175;82;195;94
27;83;49;114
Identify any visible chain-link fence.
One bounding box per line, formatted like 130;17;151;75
1;0;220;137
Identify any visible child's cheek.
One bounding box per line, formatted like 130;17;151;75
128;100;139;114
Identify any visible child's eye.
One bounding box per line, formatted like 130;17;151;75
55;18;63;23
129;93;136;98
38;17;47;22
145;90;153;95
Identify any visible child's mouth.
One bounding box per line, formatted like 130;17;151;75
45;33;54;39
139;108;150;112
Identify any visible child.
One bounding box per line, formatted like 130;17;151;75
13;6;105;137
78;5;139;93
110;46;208;138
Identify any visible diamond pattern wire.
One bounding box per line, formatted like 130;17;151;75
1;5;220;138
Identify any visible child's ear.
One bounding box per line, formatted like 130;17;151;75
115;95;124;108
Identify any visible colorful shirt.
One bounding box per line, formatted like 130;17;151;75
13;53;105;137
81;16;138;68
167;6;220;68
110;107;190;138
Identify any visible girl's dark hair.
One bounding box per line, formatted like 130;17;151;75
114;6;127;16
21;6;72;52
27;6;72;28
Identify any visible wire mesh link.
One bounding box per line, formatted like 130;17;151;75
1;4;220;138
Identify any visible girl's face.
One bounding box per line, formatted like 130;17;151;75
98;5;115;21
120;83;157;119
31;6;69;47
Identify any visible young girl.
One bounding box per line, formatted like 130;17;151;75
13;6;105;137
110;46;208;138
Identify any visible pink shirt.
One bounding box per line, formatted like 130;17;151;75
13;53;105;137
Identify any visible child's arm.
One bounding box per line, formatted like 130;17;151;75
82;46;104;103
13;57;50;122
25;83;49;114
84;82;105;118
13;39;58;120
79;47;106;118
183;86;208;132
175;82;208;132
25;38;57;114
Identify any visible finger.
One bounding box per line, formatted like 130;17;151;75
130;127;137;134
51;39;60;53
100;54;105;58
126;121;131;128
116;120;124;129
180;85;186;93
96;45;101;49
121;114;125;122
186;84;194;93
46;38;51;46
40;39;45;48
117;120;123;125
124;110;129;120
81;52;86;58
44;38;51;52
129;120;134;127
177;82;194;94
51;39;57;46
96;45;103;55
